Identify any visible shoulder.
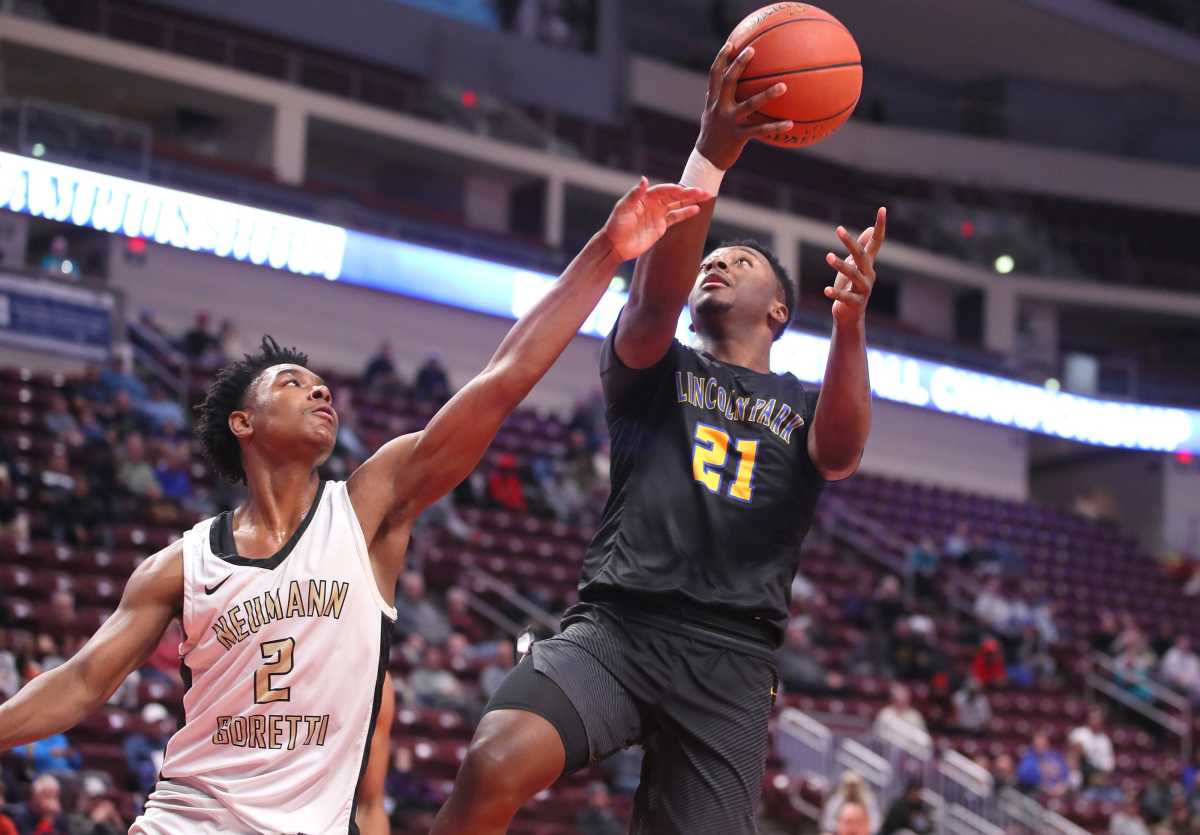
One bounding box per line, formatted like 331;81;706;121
127;539;185;604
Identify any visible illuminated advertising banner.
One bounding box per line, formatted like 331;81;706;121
2;151;1197;452
0;152;346;279
0;272;114;361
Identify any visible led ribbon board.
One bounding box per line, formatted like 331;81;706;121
0;151;346;279
2;151;1197;452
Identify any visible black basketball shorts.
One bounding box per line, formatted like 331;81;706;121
483;600;779;835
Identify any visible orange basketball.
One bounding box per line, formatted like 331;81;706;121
728;3;862;148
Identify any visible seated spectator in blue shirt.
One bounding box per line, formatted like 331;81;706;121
17;732;81;775
139;385;185;435
100;357;147;404
1017;731;1071;797
155;442;193;502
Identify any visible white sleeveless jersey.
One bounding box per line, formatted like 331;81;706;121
155;480;396;835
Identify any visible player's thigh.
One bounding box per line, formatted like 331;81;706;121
632;645;776;835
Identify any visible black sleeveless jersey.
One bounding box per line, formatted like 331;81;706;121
578;320;826;639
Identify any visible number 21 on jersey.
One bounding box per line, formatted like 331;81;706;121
692;423;758;503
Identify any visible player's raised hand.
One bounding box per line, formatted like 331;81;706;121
602;178;712;262
825;207;887;326
696;42;794;171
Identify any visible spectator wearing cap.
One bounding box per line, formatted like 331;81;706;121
970;636;1007;688
487;454;526;512
124;703;176;793
67;776;125;835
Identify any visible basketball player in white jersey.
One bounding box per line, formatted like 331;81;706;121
0;178;709;835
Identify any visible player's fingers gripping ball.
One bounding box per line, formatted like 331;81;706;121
728;3;862;148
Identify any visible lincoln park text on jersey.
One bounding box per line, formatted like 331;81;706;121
675;371;806;443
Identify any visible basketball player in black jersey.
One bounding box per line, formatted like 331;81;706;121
433;42;885;835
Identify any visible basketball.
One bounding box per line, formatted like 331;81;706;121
728;2;863;148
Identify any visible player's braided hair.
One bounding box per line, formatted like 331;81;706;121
718;238;795;341
194;335;309;484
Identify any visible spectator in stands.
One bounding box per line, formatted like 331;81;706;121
43;394;82;447
1139;763;1177;825
408;646;470;715
49;590;75;625
0;651;17;701
992;753;1016;793
969;638;1008;686
124;702;176;794
480;641;514;701
413;353;451;403
445;588;486;644
1110;799;1152;835
1092;610;1122;653
139;384;185;436
106;390;147;439
38;450;75;524
942;521;971;561
54;472;107;547
1161;636;1200;697
393;572;452;645
1009;625;1055;688
833;801;872;835
71;401;106;445
951;678;992;734
99;356;147;404
215;318;243;362
66;776;125;835
412;493;477;549
905;536;939;602
820;771;880;835
16;729;81;776
153;441;193;503
1070;707;1116;785
1081;769;1125;805
963;534;998;569
116;433;162;499
776;624;845;696
866;575;905;645
35;634;64;674
0;782;14;835
1114;633;1157;703
40;235;79;279
8;774;68;833
363;341;396;388
873;684;928;742
180;311;218;359
973;577;1012;635
386;745;444;812
601;747;644;797
1016;731;1071;797
879;780;933;834
487;453;526;512
575;781;622;835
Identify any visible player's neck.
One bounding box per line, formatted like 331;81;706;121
697;333;772;373
237;459;322;550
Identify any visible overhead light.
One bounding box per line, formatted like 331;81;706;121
994;254;1015;274
1044;377;1060;392
31;143;46;158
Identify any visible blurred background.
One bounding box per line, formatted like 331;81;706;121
1;1;1200;833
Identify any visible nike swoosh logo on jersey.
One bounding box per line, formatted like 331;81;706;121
205;575;233;595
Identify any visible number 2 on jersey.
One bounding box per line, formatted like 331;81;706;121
255;637;295;704
692;423;759;503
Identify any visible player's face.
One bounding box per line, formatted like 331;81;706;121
240;364;338;463
688;246;785;336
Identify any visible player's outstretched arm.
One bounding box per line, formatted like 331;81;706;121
348;179;710;561
807;207;887;481
0;542;182;751
616;42;792;370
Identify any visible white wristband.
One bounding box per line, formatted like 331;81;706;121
680;148;725;196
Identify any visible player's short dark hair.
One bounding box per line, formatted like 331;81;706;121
718;239;794;340
194;335;309;484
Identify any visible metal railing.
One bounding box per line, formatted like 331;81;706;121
1087;651;1193;759
463;568;559;634
776;707;1091;835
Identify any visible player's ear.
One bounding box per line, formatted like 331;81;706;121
228;409;253;440
768;299;788;333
